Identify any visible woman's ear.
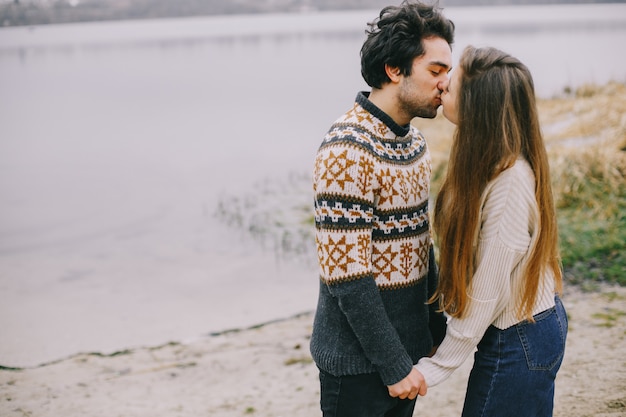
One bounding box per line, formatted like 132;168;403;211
384;64;402;83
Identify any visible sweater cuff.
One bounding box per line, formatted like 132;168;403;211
378;353;414;386
414;360;444;388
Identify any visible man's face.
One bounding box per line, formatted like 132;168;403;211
398;36;452;120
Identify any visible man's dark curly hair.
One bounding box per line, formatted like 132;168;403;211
360;1;455;88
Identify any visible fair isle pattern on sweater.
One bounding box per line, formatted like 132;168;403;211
313;93;431;289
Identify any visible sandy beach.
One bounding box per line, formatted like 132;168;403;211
1;283;624;417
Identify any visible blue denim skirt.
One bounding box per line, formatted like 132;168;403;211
462;296;568;417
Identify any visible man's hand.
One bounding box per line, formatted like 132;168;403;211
387;368;427;400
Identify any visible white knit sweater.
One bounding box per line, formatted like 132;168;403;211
415;158;557;387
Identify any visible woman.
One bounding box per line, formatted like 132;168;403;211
414;46;568;417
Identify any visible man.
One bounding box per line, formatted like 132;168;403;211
309;2;455;416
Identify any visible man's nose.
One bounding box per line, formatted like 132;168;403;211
438;77;449;93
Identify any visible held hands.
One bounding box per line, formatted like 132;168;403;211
387;368;427;400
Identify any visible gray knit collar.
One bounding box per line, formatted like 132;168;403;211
356;91;411;138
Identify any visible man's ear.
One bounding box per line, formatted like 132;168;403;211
384;64;402;83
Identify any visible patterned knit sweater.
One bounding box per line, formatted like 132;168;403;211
309;92;447;386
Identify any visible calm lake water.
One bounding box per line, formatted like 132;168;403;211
1;3;625;367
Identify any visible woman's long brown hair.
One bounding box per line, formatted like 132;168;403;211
433;46;562;321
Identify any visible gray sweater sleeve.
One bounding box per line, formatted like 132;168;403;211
326;277;414;385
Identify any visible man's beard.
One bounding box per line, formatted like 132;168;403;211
399;90;438;120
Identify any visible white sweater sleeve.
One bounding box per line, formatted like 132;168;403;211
415;162;534;387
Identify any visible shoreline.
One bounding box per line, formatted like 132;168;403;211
1;284;625;416
0;310;316;372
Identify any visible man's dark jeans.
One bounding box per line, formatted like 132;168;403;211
318;368;417;417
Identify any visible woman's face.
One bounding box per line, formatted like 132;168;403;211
441;67;462;125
